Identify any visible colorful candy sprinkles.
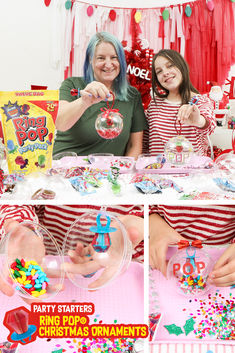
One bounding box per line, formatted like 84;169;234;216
187;290;235;340
64;337;136;352
51;318;138;352
10;258;49;297
179;274;207;295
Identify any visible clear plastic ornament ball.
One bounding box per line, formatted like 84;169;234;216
0;221;64;300
95;111;123;139
63;210;132;290
164;135;194;165
215;152;235;181
167;245;214;296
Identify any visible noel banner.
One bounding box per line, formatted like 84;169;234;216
52;0;235;101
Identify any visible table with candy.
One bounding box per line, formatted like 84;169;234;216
149;246;234;353
1;153;234;203
0;262;144;353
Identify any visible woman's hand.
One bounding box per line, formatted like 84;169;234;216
177;104;208;129
208;243;235;287
80;81;111;107
149;213;185;276
56;81;111;131
0;220;46;302
63;215;143;289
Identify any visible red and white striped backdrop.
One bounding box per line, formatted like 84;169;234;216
150;343;235;353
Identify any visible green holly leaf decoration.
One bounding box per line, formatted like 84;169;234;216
164;324;184;336
185;4;192;17
162;9;170;21
183;318;196;336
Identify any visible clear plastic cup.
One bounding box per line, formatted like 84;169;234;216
53;151;77;161
215;152;235;177
63;210;132;291
52;151;78;175
0;221;64;300
88;153;114;164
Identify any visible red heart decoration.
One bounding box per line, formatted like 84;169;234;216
44;0;51;6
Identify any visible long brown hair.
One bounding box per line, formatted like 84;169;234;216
151;49;199;105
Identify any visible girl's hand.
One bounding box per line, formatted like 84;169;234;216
149;231;185;277
208;243;235;287
149;214;186;276
0;220;46;303
177;104;206;128
80;81;111;107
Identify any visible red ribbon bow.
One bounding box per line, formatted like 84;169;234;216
100;107;120;119
178;239;203;249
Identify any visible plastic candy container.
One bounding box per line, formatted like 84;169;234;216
63;209;132;290
167;241;213;296
53;151;77;161
215;152;235;180
214;152;235;192
95;93;124;139
88;153;114;164
0;221;64;300
164;135;194;165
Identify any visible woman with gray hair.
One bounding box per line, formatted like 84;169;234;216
54;32;147;158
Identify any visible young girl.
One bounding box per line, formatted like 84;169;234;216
149;205;235;288
145;49;216;156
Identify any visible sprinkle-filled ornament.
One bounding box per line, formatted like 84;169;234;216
63;209;132;290
0;221;64;300
164;98;198;165
95;92;123;139
167;241;214;296
164;135;193;165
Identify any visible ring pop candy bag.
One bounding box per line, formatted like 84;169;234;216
0;90;58;175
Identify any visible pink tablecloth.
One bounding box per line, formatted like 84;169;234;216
150;246;235;345
0;262;144;353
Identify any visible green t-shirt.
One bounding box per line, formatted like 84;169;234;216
53;77;147;156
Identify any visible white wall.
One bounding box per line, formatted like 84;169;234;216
0;0;234;94
0;0;61;91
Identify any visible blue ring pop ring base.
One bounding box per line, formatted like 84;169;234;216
10;325;37;343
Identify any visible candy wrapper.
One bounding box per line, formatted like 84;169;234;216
213;177;235;192
149;313;162;341
0;341;18;353
131;175;183;194
0;90;58;175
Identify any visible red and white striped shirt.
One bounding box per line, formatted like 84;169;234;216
0;205;144;262
145;95;216;156
150;205;235;245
